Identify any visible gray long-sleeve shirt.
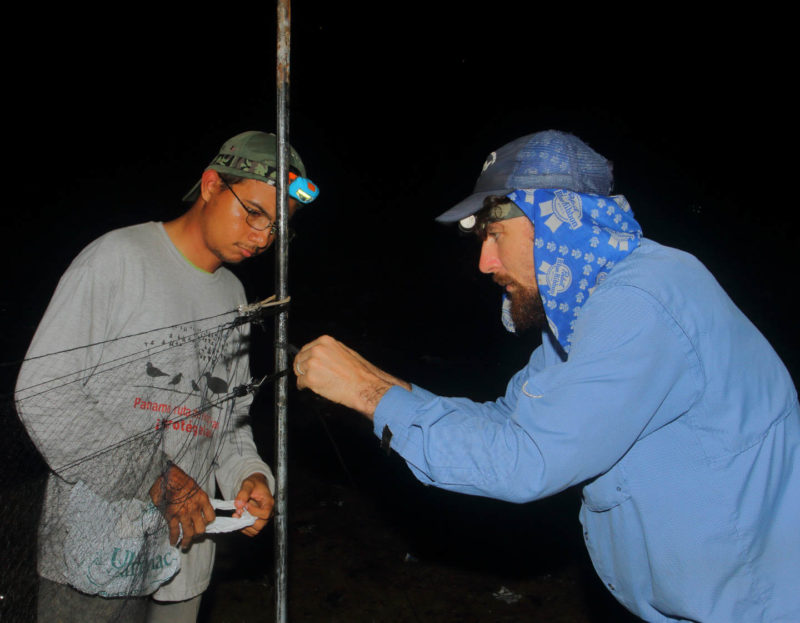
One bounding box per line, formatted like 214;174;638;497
16;221;273;600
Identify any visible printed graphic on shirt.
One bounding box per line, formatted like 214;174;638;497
14;308;254;597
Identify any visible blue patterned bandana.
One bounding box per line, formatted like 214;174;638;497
502;189;643;353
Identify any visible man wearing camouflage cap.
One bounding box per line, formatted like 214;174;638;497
293;130;799;621
16;131;318;622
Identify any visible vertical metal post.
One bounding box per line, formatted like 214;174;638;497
274;1;291;622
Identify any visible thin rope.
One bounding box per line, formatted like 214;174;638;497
3;296;291;371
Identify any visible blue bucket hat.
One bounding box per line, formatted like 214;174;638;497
436;130;614;223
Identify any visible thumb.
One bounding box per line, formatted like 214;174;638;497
234;479;255;513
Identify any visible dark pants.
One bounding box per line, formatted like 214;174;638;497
37;578;201;623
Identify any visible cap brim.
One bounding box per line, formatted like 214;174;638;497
182;179;201;203
435;189;513;223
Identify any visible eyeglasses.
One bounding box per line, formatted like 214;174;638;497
221;179;278;235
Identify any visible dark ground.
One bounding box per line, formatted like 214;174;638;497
196;373;644;623
2;4;797;622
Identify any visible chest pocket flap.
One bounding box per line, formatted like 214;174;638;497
582;467;631;511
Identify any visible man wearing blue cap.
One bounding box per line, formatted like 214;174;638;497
293;130;799;622
16;131;319;622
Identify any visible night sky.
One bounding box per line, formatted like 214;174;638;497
6;5;796;376
2;6;797;618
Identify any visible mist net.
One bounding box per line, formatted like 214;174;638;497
1;297;284;621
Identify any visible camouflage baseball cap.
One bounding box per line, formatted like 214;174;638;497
182;130;307;202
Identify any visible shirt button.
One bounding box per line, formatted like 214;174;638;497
607;582;616;591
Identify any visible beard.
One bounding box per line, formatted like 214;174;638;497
495;275;547;332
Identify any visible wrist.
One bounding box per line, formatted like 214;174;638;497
357;380;393;420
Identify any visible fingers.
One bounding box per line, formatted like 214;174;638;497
293;336;338;395
291;335;403;416
169;518;181;547
198;490;215;522
170;500;215;548
292;335;350;381
168;511;195;548
234;475;274;537
240;517;268;538
234;479;254;515
245;490;275;520
159;469;215;547
179;512;198;548
293;339;312;375
235;474;274;520
292;337;326;388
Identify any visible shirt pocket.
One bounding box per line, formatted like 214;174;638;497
582;467;631;511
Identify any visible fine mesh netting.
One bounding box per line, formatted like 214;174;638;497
0;298;285;622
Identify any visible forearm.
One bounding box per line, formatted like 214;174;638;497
294;335;411;419
374;385;549;502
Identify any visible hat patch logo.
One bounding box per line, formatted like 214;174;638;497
539;190;583;232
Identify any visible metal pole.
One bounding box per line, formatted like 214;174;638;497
274;1;291;621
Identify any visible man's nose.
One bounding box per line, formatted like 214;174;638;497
479;241;500;274
250;227;271;249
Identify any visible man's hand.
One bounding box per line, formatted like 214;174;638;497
234;473;274;537
150;463;215;548
292;335;411;419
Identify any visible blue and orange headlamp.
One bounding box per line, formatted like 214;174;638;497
288;172;319;204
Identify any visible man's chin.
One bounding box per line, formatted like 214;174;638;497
222;246;265;264
509;290;547;332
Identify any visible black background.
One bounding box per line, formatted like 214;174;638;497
2;4;797;621
4;5;796;374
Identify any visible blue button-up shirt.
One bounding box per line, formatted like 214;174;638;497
375;240;800;622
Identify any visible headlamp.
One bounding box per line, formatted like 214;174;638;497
458;215;477;232
288;172;319;204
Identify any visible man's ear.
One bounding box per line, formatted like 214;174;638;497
200;169;224;202
288;198;299;218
